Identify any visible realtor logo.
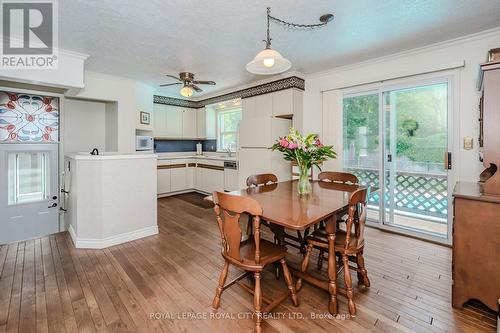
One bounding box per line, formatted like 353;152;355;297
1;0;58;69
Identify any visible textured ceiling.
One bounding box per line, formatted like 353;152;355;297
59;0;500;97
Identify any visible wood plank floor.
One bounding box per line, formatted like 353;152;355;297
0;193;497;333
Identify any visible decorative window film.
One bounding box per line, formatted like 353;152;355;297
0;91;59;142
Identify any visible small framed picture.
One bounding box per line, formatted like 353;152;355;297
140;111;150;125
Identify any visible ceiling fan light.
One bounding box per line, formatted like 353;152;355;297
246;48;291;75
180;85;193;97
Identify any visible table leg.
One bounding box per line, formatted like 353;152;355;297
269;224;285;279
325;215;338;315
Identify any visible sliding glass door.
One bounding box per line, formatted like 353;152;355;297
343;79;453;242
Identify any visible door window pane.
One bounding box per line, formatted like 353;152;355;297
0;92;59;142
8;152;50;205
343;93;380;210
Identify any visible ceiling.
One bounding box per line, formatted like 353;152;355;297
59;0;500;98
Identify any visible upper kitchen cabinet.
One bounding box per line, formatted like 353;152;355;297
272;88;303;118
241;88;303;121
196;106;217;139
182;108;197;138
242;93;272;119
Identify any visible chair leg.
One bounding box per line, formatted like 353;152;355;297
280;259;299;306
356;251;370;287
212;260;229;309
342;254;356;316
296;243;313;291
297;231;305;253
254;272;262;333
317;250;324;271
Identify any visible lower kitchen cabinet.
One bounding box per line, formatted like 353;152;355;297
157;167;171;194
170;165;187;192
158;158;225;195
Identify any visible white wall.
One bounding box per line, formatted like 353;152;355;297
65;71;155;153
303;27;500;183
63;99;106;154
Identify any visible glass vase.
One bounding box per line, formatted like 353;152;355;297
297;164;312;195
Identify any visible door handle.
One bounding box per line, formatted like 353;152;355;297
387;154;392;162
48;203;58;208
444;152;452;170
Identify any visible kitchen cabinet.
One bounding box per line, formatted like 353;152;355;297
154;104;200;139
182;109;197;138
239;117;291;148
242;88;303;121
187;163;195;188
272;88;302;118
196;108;206;138
157;162;171;194
170;165;187;192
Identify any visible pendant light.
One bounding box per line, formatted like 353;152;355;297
246;7;334;75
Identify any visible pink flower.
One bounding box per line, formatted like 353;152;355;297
315;138;324;147
288;142;298;149
279;138;289;148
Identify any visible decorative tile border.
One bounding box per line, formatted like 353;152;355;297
153;76;304;108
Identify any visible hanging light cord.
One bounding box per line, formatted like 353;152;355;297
263;7;333;48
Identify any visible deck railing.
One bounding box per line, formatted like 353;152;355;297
344;166;448;222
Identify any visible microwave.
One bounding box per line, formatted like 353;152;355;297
136;135;153;151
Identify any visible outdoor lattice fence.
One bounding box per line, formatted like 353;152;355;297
345;167;448;222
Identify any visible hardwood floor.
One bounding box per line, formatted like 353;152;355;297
0;193;496;333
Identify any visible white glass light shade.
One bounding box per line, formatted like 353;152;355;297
246;48;291;75
180;85;194;97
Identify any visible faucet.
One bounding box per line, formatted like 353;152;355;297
90;148;99;155
225;148;232;158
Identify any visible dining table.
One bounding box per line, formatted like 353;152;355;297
207;179;374;316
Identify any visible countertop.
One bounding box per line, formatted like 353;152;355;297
65;152;158;160
156;152;237;162
453;181;500;204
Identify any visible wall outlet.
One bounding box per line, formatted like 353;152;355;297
463;137;473;150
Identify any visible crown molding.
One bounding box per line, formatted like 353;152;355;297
306;26;500;80
154;75;305;108
0;37;89;60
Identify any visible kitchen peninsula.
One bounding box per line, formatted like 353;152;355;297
64;152;158;249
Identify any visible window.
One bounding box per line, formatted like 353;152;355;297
217;108;242;151
8;152;50;205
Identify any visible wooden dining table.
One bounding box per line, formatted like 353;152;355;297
208;179;373;316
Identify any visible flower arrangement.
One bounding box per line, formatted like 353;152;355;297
271;128;337;194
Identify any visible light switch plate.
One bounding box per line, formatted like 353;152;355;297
463;137;473;150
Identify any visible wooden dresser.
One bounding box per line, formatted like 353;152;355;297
452;182;500;311
452;58;500;312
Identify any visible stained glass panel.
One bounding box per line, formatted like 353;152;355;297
0;91;59;142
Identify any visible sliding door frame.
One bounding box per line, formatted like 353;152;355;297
342;70;459;245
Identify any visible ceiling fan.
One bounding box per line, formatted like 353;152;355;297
160;72;216;97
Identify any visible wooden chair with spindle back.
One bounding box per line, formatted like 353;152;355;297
315;171;359;269
296;188;370;316
245;174;278;235
212;191;299;333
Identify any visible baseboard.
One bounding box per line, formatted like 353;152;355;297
157;189;211;198
69;225;159;249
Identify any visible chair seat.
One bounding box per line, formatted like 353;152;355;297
239;238;287;266
306;228;364;251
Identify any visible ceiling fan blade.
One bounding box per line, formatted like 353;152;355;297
192;80;216;85
159;82;182;87
165;74;182;82
191;85;203;92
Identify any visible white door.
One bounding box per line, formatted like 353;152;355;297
0;144;59;244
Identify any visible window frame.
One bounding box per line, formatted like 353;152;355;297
216;107;242;152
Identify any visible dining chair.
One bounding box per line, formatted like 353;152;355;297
245;173;279;235
212;191;299;333
315;171;359;269
296;188;370;316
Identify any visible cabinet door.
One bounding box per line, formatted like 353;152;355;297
186;165;195;188
166;106;183;137
157;168;171;194
238;117;271;148
206;107;216;139
170;166;187;192
255;93;273;118
196;108;206;139
153;104;168;137
242;96;256;120
195;166;204;192
182;108;197;138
